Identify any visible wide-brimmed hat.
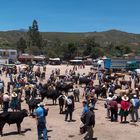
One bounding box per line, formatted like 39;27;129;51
11;92;17;97
135;88;139;91
103;85;106;88
25;85;29;88
122;95;129;101
133;94;137;98
37;102;45;107
112;95;117;100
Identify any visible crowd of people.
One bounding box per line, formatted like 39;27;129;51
106;92;140;123
0;64;140;140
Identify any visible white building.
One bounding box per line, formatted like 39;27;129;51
0;49;17;64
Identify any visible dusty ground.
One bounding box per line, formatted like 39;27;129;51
1;65;140;140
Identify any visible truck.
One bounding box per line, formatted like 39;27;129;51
104;58;139;71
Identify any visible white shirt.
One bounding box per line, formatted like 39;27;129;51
3;94;10;102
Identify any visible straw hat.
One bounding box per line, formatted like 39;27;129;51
122;95;129;101
135;88;139;91
103;85;106;88
112;95;117;100
25;85;29;88
11;92;17;97
133;94;137;98
37;102;45;107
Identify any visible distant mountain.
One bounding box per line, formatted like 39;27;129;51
0;29;140;47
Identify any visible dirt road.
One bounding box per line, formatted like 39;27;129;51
1;65;140;140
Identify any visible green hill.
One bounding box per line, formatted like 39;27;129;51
0;29;140;48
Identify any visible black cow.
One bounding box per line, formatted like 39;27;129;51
94;85;102;99
0;109;28;136
58;95;65;114
72;75;79;84
40;89;62;105
79;77;91;86
56;82;74;93
26;98;41;115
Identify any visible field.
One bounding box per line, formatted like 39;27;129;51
1;65;140;140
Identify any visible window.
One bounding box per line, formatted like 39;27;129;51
10;52;16;55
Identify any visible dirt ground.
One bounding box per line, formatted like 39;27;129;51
1;65;140;140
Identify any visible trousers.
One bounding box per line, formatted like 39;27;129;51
131;107;139;122
83;126;93;140
37;122;48;140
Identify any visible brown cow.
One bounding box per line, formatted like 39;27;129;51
119;88;133;96
114;73;125;79
120;80;131;88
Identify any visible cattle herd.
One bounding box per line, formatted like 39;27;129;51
0;64;139;139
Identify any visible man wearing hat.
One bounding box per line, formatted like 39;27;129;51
65;95;75;121
130;94;140;122
105;93;113;118
34;102;48;140
80;101;95;140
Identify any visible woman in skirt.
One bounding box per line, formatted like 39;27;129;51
119;95;130;123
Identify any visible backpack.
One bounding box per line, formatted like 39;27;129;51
43;107;48;116
67;98;72;105
90;110;95;127
81;113;86;124
134;99;140;108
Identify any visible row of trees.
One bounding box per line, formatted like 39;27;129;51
16;20;132;59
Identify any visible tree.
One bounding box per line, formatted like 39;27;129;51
64;43;77;60
27;20;43;54
114;45;131;56
91;48;104;59
83;37;100;56
16;37;27;53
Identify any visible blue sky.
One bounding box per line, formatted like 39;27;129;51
0;0;139;33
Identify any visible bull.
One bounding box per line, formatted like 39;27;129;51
58;95;66;114
114;73;125;79
79;77;92;87
40;89;62;105
55;82;74;93
120;80;131;88
26;98;41;115
0;109;28;136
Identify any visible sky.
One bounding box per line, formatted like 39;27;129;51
0;0;139;33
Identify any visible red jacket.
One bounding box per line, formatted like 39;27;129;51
121;100;129;111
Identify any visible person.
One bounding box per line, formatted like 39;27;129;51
101;84;107;98
90;90;97;109
119;95;130;123
73;86;80;102
81;101;95;140
82;100;89;114
0;79;4;94
3;93;10;112
135;88;139;99
109;95;118;122
10;92;19;112
130;94;140;122
34;102;48;140
65;95;75;121
105;93;113;118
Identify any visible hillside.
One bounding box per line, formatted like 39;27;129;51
0;29;140;47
